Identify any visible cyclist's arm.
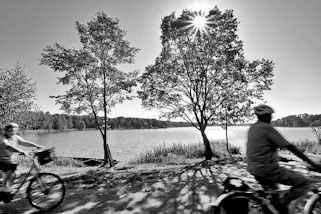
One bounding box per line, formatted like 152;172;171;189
16;135;44;148
3;139;26;154
267;127;318;167
285;144;318;168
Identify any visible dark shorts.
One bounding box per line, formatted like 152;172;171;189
253;167;312;205
0;162;17;171
253;166;311;187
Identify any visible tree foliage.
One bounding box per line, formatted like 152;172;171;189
0;65;36;126
139;7;274;159
20;111;189;130
273;114;321;127
40;12;139;166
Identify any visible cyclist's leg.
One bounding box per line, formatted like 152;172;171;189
254;175;290;213
4;170;16;188
0;162;17;192
254;175;278;191
274;167;311;204
265;167;312;213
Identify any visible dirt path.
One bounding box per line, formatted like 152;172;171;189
0;160;246;214
1;158;321;214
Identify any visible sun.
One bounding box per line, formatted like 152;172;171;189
192;14;208;32
183;13;210;37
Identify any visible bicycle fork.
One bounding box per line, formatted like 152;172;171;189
303;191;320;214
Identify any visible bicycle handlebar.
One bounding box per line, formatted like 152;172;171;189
307;165;321;173
24;147;54;159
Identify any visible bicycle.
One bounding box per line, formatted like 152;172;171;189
210;169;321;214
0;147;65;212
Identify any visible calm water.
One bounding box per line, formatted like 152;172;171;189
21;126;318;163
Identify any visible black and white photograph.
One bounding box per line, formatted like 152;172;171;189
1;0;321;213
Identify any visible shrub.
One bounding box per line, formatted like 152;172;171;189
229;145;241;155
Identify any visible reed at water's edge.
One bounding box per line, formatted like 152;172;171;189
129;141;241;164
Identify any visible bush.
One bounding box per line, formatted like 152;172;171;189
229;145;241;155
130;141;241;164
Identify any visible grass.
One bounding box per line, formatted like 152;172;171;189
228;146;241;155
129;141;241;164
15;156;91;177
17;155;86;168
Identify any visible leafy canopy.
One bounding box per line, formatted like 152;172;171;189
139;7;274;129
41;12;139;116
0;65;36;125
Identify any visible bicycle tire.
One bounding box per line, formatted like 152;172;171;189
27;172;65;211
212;192;273;214
305;194;321;214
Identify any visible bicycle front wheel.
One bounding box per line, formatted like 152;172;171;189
212;192;272;214
27;172;65;211
306;194;321;214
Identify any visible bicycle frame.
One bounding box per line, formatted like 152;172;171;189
303;189;321;214
10;156;42;196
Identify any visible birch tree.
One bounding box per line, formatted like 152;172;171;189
41;12;139;166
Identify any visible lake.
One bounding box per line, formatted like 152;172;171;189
21;126;319;163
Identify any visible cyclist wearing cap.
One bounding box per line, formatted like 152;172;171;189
0;123;44;192
247;104;320;214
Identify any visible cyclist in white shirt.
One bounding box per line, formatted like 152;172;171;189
0;123;44;192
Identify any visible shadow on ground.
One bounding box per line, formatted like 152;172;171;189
1;160;243;214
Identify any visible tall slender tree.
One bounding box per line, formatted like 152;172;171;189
41;12;139;166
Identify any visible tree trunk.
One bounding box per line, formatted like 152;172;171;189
102;67;114;167
225;122;230;153
225;109;233;159
102;134;114;167
200;129;213;160
225;123;234;159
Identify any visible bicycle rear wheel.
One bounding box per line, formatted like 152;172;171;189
27;172;65;211
212;192;272;214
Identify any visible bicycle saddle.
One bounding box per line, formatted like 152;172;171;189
223;177;250;192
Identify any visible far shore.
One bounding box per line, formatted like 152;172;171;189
20;125;317;134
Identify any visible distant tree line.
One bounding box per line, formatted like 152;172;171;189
273;114;321;127
18;111;189;131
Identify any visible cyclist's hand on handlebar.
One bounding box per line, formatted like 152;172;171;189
18;151;28;157
36;145;51;151
308;163;321;173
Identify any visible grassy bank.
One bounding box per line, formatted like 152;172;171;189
17;155;86;168
130;139;321;164
15;155;95;177
129;141;241;164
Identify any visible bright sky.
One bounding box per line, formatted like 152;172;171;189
1;0;321;119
